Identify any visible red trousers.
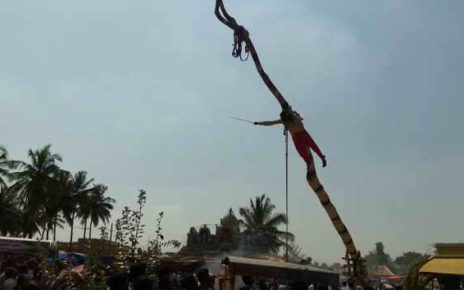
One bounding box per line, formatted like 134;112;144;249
291;130;324;165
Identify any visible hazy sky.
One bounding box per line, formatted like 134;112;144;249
1;0;463;263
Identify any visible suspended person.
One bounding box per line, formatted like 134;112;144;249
254;106;327;168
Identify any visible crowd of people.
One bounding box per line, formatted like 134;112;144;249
0;254;44;289
0;254;404;290
0;255;218;290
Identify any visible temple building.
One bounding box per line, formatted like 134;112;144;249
179;208;269;256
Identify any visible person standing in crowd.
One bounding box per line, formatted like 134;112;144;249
107;271;129;290
3;267;18;290
181;274;199;290
240;275;255;290
158;268;174;290
197;268;215;290
340;281;350;290
258;279;269;290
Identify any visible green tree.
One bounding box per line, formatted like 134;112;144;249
364;242;393;274
0;146;22;189
288;241;313;264
10;145;63;237
239;194;294;254
134;190;146;246
0;186;21;235
85;185;114;240
115;207;131;247
62;171;95;249
47;170;74;241
128;190;146;258
146;211;181;277
394;252;429;275
11;145;62;209
0;146;24;236
288;241;305;260
17;213;40;238
40;169;73;240
79;187;94;240
403;260;432;290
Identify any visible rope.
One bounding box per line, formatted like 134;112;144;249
214;0;289;110
232;25;249;61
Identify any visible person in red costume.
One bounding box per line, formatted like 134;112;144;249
254;107;327;168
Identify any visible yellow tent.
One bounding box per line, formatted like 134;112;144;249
420;243;464;276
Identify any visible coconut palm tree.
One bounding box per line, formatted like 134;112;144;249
78;190;92;240
0;146;23;189
62;171;95;249
239;194;294;254
17;213;40;238
0;186;21;235
9;145;63;237
10;145;62;210
77;183;106;241
85;185;114;240
46;170;73;241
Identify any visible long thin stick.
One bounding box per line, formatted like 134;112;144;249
285;129;289;262
230;116;254;124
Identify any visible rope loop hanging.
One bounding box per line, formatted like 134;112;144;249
214;0;289;109
232;25;250;61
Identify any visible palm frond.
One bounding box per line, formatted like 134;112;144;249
239;194;293;253
264;213;287;228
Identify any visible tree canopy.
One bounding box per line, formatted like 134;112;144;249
0;144;114;242
239;194;294;254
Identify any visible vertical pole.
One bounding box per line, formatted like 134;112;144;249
69;212;75;252
109;223;113;242
53;217;57;241
285;129;289;262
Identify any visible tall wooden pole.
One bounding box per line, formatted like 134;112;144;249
109;223;113;242
285;129;289;262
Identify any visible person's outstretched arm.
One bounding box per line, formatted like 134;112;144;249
254;119;283;126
